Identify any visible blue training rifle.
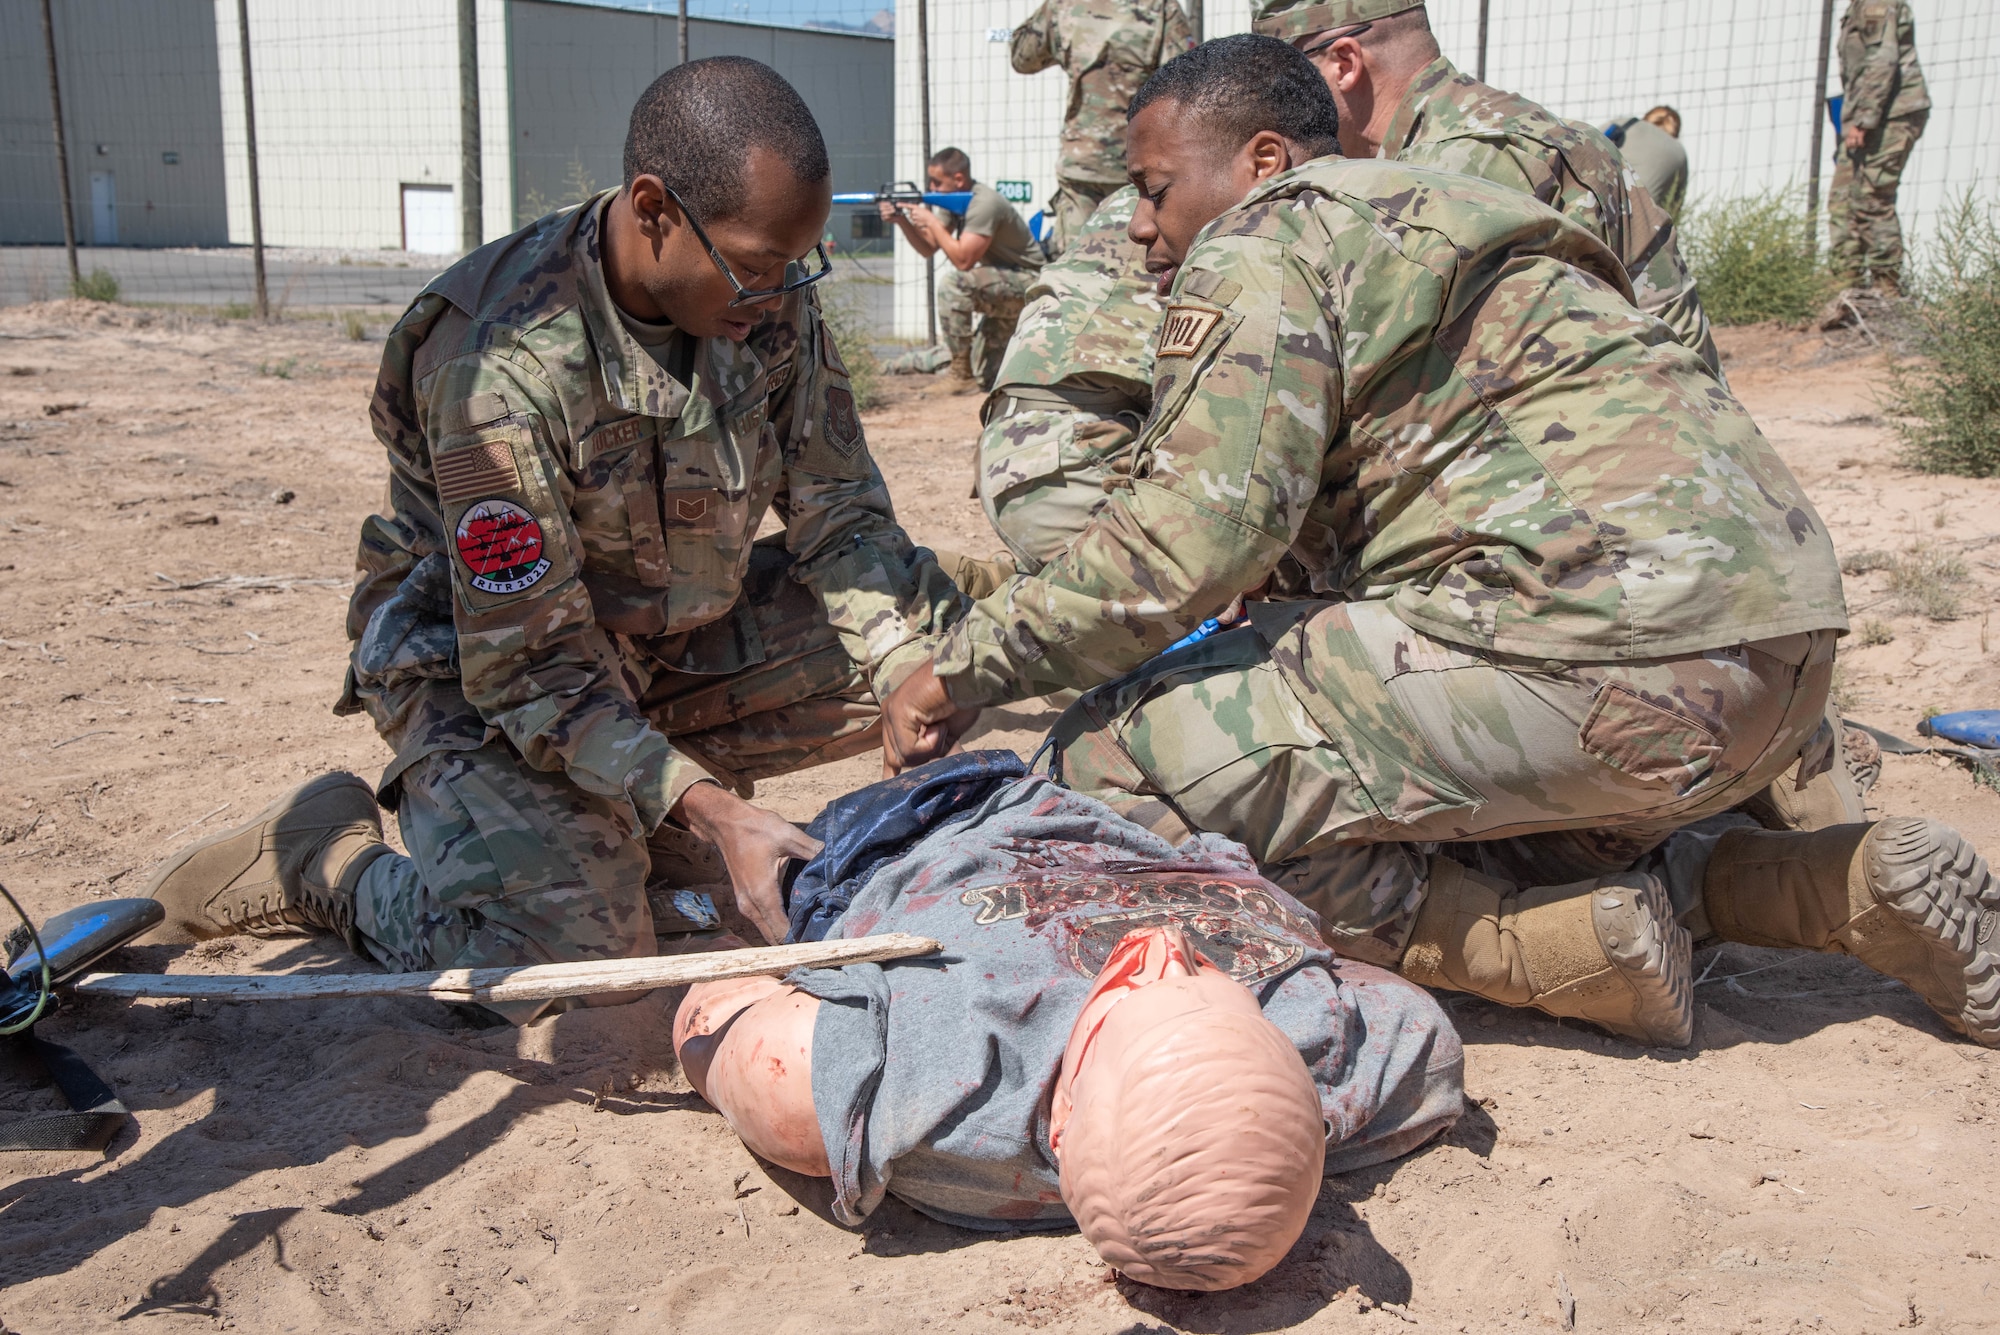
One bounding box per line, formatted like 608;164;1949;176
833;182;975;215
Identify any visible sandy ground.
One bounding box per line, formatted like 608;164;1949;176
0;303;1994;1334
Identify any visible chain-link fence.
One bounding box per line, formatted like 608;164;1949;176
0;0;894;315
893;0;1996;339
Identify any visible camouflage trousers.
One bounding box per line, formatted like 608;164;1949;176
1040;179;1118;261
354;541;881;1017
976;399;1142;570
1048;599;1836;966
1830;111;1927;288
938;265;1037;390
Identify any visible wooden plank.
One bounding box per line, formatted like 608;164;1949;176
70;933;940;1004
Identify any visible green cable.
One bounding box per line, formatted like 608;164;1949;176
0;882;52;1036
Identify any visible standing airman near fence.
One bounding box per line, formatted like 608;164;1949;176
1011;0;1196;259
137;59;964;1022
1827;0;1929;309
882;36;2000;1053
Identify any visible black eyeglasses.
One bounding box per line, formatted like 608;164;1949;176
659;181;832;308
1301;21;1373;57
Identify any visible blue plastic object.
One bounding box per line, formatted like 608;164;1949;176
1828;94;1843;134
1918;710;2000;749
831;190;975;214
1162;617;1227;655
1029;210;1047;242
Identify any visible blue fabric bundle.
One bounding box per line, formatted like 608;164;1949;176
782;750;1026;943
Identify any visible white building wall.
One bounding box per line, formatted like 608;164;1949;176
895;0;1997;339
216;0;512;253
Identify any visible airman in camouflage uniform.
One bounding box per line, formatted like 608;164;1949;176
1254;0;1721;377
888;37;2000;1050
338;190;957;997
141;155;963;1019
976;185;1162;571
1010;0;1195;258
1829;0;1929;295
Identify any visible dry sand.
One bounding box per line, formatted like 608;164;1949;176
0;303;1993;1334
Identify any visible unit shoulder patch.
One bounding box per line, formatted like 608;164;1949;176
824;384;862;457
454;498;552;595
1157;305;1223;359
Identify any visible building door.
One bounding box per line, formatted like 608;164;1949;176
89;170;116;245
400;184;455;253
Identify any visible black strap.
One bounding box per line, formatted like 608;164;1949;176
0;1032;128;1153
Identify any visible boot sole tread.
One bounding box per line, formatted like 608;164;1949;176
1869;818;2000;1046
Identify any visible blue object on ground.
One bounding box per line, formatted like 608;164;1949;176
783;750;1027;943
1918;710;2000;749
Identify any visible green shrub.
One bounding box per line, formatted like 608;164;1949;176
71;268;119;302
341;312;368;341
817;279;883;412
1678;190;1832;325
1886;194;2000;476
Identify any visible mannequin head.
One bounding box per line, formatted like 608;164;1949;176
1052;926;1327;1291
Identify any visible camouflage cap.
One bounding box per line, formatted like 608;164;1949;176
1251;0;1424;42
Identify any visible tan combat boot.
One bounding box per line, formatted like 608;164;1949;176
1400;857;1694;1046
945;347;977;391
931;547;1018;600
139;772;390;951
1703;820;2000;1046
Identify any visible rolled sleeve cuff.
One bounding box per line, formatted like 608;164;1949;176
930;607;1033;710
620;733;718;834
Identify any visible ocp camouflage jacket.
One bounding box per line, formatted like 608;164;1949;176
932;160;1847;705
339;192;960;828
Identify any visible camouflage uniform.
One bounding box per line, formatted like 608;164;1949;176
1830;0;1929;290
1252;2;1720;376
977;186;1162;571
1010;0;1195;258
336;191;962;1002
929;160;1849;959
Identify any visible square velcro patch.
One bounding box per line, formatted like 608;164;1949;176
434;439;523;505
1158;305;1222;358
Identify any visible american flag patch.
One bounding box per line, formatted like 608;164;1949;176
434;439;522;505
1157;305;1222;358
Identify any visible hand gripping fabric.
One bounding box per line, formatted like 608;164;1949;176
1054;926;1326;1291
782;750;1026;943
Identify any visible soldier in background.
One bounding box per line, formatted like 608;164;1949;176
1258;0;1721;377
1825;0;1928;318
138;59;964;1021
1609;105;1688;220
975;185;1160;579
881;147;1044;391
1011;0;1195;258
883;37;2000;1053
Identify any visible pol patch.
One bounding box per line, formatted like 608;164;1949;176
455;498;552;594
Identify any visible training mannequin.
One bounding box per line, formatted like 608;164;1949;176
673;775;1463;1290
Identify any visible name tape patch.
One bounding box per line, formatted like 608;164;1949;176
435;440;522;506
455;498;552;594
1157;306;1222;359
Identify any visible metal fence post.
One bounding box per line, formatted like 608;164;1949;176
38;0;80;292
678;0;689;63
459;0;482;252
1476;0;1490;81
918;0;936;347
1807;0;1838;248
236;0;269;319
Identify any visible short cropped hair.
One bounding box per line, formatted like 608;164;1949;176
1129;34;1341;161
623;57;830;221
929;146;972;178
1644;104;1683;137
